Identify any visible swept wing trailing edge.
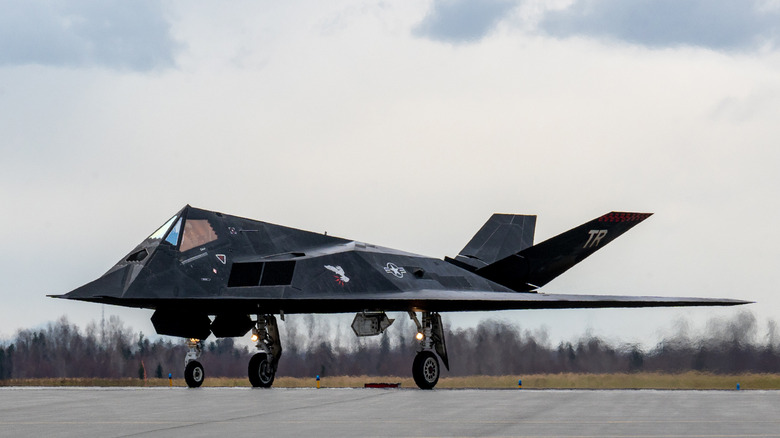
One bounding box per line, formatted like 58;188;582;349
52;205;750;388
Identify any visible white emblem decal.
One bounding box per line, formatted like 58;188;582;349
216;254;226;264
324;265;350;285
584;229;608;248
384;262;406;279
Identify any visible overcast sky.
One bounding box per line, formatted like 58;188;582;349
1;0;778;348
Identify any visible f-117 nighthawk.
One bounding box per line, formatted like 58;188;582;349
53;206;749;389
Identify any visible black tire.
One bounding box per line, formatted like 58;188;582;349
412;351;439;389
184;360;205;388
248;353;275;388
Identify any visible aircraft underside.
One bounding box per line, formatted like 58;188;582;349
79;294;748;389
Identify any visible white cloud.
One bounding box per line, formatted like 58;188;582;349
413;0;520;43
539;0;780;51
410;0;780;52
0;0;182;71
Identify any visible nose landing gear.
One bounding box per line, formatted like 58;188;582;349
184;338;204;388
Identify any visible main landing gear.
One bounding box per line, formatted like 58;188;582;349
409;311;449;389
248;314;282;388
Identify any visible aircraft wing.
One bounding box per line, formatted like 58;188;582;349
369;289;752;312
58;288;750;314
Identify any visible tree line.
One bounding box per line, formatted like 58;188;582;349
1;311;778;380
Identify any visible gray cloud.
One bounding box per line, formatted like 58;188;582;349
0;0;181;71
539;0;780;50
413;0;519;44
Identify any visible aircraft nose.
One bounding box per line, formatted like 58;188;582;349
60;266;129;300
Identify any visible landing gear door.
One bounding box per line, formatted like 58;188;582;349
431;313;449;370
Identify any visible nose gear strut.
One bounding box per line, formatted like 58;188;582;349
184;338;204;388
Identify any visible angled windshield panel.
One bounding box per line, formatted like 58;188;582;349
180;219;218;252
149;215;178;240
164;218;182;246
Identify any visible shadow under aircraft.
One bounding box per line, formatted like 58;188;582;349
53;206;750;388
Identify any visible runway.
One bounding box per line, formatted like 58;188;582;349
1;387;778;437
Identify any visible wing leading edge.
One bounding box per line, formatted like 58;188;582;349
381;289;752;312
53;289;751;314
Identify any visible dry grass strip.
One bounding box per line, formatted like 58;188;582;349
3;372;780;389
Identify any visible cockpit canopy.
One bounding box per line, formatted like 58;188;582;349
146;210;218;253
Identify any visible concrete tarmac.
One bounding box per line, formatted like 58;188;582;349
1;387;778;437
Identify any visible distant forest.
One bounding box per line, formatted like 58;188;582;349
1;311;778;380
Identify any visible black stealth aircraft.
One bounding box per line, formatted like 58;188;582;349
54;206;749;388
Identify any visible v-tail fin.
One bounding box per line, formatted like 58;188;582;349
448;214;536;270
474;212;652;291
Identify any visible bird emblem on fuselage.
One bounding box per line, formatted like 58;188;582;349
324;265;350;285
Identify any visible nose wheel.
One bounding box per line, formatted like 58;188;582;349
184;360;205;388
412;351;440;389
